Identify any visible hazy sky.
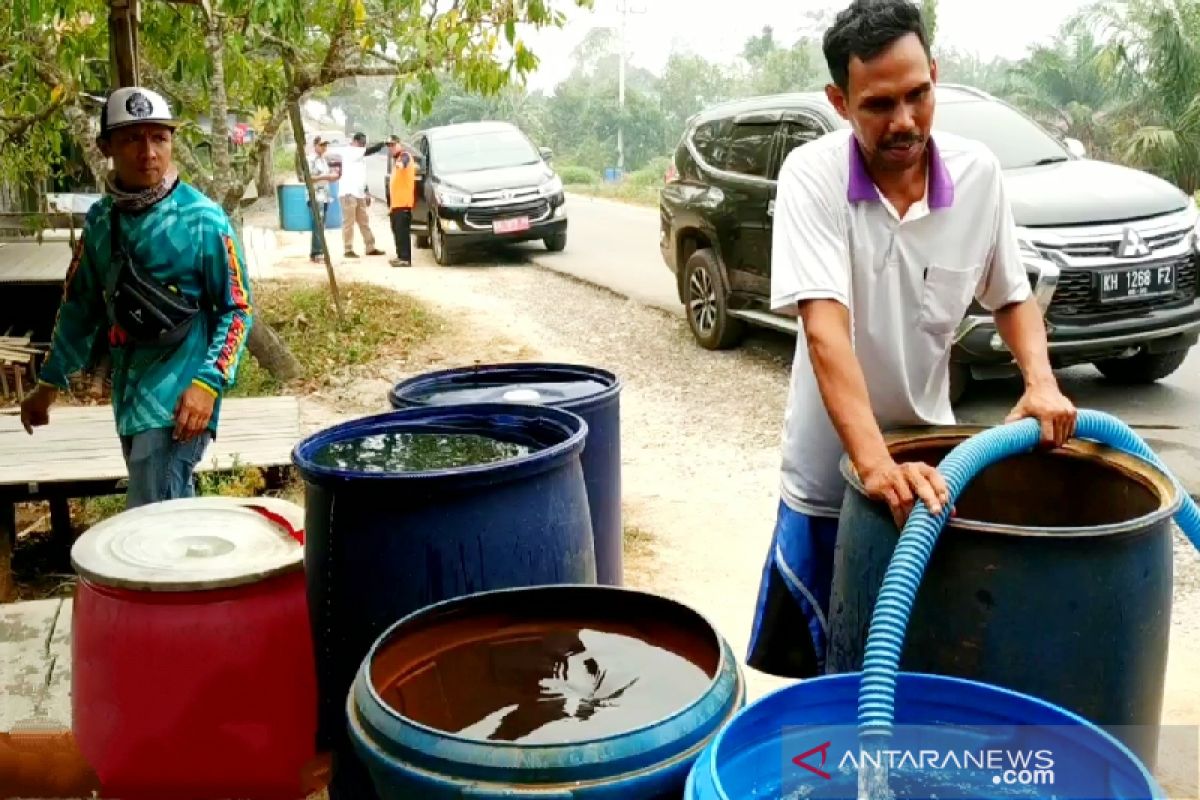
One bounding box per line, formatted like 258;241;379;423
522;0;1093;90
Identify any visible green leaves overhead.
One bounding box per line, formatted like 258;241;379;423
0;0;591;208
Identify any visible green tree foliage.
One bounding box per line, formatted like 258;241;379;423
0;0;593;213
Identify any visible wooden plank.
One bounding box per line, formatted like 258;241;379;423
0;397;300;488
0;242;73;285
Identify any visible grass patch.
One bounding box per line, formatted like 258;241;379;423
229;279;442;397
567;182;661;208
623;524;655;557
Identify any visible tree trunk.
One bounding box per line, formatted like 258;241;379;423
257;142;274;197
203;10;234;203
247;321;302;383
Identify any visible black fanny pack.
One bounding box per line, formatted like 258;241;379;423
106;209;200;347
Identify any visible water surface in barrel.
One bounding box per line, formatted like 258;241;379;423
377;624;713;744
311;432;533;472
782;766;1053;799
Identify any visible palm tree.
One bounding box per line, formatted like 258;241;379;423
1003;17;1122;159
1087;0;1200;193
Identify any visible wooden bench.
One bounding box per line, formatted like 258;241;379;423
0;396;302;601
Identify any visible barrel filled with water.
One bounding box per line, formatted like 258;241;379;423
389;363;624;585
827;426;1180;767
292;404;597;799
349;585;744;798
685;672;1163;799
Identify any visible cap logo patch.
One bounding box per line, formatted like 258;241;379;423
125;92;154;119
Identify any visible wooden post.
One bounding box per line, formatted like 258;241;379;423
108;0;141;87
284;88;344;321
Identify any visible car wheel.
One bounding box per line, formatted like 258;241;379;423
1094;348;1189;384
949;361;971;405
431;216;453;266
544;232;567;252
684;249;744;350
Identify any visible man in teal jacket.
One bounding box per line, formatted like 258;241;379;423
20;86;254;508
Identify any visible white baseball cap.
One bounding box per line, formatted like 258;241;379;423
100;87;180;136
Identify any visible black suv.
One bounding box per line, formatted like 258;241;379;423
659;84;1200;401
401;121;568;265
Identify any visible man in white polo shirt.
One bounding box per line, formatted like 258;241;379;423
747;0;1077;679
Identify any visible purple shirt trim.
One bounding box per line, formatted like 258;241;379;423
847;135;954;209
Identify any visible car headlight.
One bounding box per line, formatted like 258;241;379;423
1189;199;1200;254
435;186;471;207
538;176;564;197
1018;238;1044;259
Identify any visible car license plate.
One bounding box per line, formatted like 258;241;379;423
1098;264;1176;303
494;217;530;234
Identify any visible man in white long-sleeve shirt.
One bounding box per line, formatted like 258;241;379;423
335;132;386;258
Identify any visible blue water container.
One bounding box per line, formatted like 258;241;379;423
278;183;343;230
686;672;1163;799
349;585;745;799
278;184;311;231
292;405;598;800
322;184;342;229
389;363;624;586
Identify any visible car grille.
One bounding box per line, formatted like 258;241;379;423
1053;229;1190;258
1048;254;1199;318
464;198;551;228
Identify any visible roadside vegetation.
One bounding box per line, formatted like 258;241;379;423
229;280;443;397
402;0;1200;198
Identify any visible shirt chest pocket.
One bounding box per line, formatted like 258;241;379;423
919;263;982;337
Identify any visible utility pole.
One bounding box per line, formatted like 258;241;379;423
614;0;644;176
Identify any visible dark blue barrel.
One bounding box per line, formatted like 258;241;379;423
292;405;598;800
349;585;745;799
389;363;624;586
826;426;1180;769
686;672;1162;799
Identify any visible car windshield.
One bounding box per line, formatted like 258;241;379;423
932;100;1069;169
431;129;541;173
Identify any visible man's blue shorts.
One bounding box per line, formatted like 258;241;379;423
746;500;839;679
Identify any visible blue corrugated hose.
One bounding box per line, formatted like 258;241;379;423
857;409;1200;741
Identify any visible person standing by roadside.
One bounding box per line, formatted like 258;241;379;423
336;132;387;259
745;0;1077;680
308;136;340;263
20;86;254;508
387;139;416;268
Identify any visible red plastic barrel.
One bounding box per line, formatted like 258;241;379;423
70;497;318;800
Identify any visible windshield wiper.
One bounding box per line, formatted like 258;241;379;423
1030;157;1069;166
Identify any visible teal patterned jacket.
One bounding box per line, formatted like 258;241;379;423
38;182;254;437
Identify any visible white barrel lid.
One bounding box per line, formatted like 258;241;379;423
71;496;305;592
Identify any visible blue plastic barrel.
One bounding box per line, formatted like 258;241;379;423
277;183;343;230
278;184;311;231
686;672;1163;799
292;405;598;800
389;363;624;586
322;185;342;228
826;426;1179;767
349;584;745;799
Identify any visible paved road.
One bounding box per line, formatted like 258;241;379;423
522;193;1200;494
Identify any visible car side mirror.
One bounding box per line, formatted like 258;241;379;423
539;147;554;163
1064;138;1087;159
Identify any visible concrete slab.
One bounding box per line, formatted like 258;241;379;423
0;599;64;731
40;598;72;726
